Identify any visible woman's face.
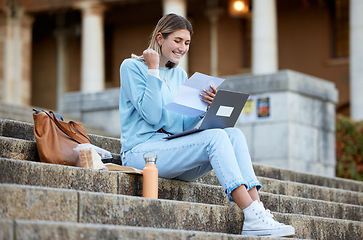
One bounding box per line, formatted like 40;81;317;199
158;29;191;66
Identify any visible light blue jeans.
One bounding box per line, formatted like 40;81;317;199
122;128;261;202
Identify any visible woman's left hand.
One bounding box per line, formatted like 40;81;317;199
200;85;217;107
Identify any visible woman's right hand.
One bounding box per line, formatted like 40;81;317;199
143;49;159;69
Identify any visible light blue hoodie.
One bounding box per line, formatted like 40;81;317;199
119;58;201;153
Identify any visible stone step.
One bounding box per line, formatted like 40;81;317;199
1;122;362;193
1;158;362;222
0;218;302;240
258;176;362;207
1;184;362;239
0;135;122;165
0;156;363;205
2;116;362;240
0;119;122;154
0;104;109;137
249;164;363;193
196;165;363;193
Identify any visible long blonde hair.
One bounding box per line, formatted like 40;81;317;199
132;13;193;69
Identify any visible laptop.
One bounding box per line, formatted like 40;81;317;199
164;89;249;140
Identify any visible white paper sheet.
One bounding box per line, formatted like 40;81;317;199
163;72;225;117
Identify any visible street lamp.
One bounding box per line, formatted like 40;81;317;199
228;0;250;18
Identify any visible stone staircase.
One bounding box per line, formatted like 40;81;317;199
0;118;362;240
0;103;110;137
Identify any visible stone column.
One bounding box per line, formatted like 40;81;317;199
162;0;189;73
252;0;278;74
350;0;363;121
206;8;223;76
163;0;186;15
54;12;69;111
54;30;67;111
0;8;33;106
78;1;106;93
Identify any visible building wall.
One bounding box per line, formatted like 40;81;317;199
31;32;57;109
105;2;163;87
14;0;350;113
188;14;212;76
278;0;349;113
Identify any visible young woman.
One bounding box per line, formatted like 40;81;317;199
119;13;295;237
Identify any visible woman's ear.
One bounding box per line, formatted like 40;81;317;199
156;32;163;46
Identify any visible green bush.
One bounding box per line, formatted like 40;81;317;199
336;114;363;181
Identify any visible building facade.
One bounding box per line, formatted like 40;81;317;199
0;0;362;120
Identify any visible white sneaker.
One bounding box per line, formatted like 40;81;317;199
241;200;295;237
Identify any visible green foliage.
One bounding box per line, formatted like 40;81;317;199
336;114;363;181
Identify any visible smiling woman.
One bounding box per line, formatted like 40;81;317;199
131;13;193;69
118;13;295;237
157;29;190;66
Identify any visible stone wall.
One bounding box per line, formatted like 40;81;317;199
61;88;121;137
220;70;338;177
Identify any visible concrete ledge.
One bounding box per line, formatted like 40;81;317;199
61;89;121;137
62;88;120;112
222;70;338;103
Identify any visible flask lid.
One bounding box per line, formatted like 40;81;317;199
143;151;157;164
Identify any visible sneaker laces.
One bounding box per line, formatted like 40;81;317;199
254;209;272;225
259;202;286;227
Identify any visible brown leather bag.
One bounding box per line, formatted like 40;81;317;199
33;110;91;166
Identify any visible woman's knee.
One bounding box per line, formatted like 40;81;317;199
203;128;247;146
224;127;247;143
205;129;230;143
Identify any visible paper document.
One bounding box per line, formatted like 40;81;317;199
163;72;225;117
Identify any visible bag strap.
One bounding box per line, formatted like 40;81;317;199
67;120;91;142
51;111;91;143
43;111;90;144
44;111;82;144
